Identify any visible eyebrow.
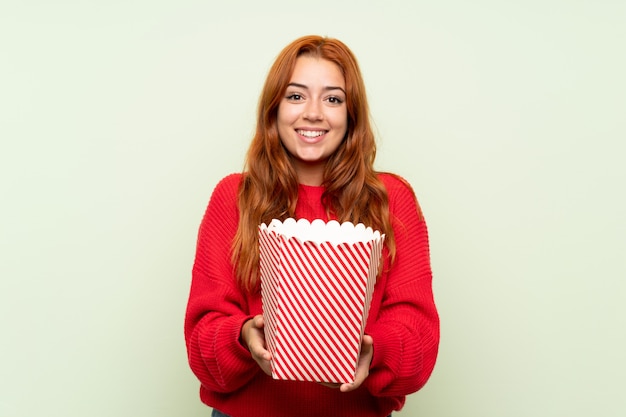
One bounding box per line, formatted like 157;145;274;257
287;82;346;95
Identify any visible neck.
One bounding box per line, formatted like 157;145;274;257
293;161;324;186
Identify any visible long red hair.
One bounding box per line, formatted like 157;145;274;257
233;35;396;292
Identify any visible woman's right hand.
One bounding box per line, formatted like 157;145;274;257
241;315;272;376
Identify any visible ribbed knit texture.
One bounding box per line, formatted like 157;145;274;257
184;173;439;417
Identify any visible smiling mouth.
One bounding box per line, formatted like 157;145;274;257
296;129;327;138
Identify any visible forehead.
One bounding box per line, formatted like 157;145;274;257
289;56;345;87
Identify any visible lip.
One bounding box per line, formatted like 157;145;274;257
295;128;328;143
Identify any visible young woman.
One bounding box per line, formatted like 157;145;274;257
185;35;439;417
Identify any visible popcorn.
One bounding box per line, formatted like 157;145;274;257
259;218;384;383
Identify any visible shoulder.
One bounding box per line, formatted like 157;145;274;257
215;172;243;189
212;173;243;194
378;172;417;199
377;172;423;219
207;173;243;208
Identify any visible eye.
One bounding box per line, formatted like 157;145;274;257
286;93;303;101
327;96;344;105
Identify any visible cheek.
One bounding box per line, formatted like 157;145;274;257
276;110;293;145
277;104;297;124
276;103;286;122
333;110;349;133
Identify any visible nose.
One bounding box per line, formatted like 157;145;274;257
303;100;323;121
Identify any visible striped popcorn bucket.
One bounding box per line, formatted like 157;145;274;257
258;218;385;384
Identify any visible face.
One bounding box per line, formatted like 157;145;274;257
277;56;348;186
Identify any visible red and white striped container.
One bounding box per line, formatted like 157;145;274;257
258;218;385;384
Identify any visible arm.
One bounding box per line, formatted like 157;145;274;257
184;174;261;393
364;175;440;396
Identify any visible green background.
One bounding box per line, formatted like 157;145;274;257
2;1;624;416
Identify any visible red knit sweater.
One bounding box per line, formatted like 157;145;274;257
185;173;439;417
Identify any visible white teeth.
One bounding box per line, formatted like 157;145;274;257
297;130;325;138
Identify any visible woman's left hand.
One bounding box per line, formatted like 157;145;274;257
319;334;374;392
340;334;374;392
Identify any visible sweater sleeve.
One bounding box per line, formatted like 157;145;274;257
364;174;440;397
184;174;260;393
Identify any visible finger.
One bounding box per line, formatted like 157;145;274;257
340;335;374;392
340;379;358;392
251;344;272;361
257;357;272;376
249;340;267;356
252;314;265;329
362;334;374;350
248;330;271;360
340;367;366;392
